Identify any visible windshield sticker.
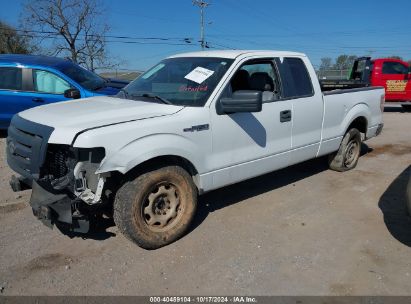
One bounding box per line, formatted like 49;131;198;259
142;63;165;79
184;67;214;84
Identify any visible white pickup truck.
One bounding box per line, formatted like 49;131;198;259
7;50;384;249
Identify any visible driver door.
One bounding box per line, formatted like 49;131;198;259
209;58;292;189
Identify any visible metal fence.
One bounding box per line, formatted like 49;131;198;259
99;69;143;81
316;69;350;80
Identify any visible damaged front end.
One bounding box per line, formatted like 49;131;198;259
30;145;109;233
7;115;110;233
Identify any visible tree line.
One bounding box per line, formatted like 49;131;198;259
319;55;411;71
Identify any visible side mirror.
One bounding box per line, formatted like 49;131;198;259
64;88;81;99
217;90;262;115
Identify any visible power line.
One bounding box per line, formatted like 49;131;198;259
207;34;411;52
2;32;200;47
0;27;194;43
2;27;239;50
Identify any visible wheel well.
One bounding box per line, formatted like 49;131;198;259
125;155;200;189
347;116;367;134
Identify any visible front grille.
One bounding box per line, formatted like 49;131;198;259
46;148;70;179
7;126;41;174
7;115;54;180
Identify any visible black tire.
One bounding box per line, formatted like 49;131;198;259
114;166;197;249
328;128;361;172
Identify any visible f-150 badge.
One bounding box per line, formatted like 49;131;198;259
183;124;209;132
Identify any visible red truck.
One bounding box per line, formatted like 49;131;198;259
321;57;411;106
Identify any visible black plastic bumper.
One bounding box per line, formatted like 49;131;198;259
30;180;90;233
9;175;32;192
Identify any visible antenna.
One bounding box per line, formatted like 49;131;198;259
193;0;210;50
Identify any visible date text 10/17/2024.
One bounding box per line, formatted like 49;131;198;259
149;297;257;303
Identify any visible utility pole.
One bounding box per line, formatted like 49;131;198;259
193;0;209;50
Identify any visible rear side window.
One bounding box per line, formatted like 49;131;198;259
275;57;313;99
33;69;71;94
0;67;22;90
382;62;408;74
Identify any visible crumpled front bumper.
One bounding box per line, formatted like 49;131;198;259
30;180;90;233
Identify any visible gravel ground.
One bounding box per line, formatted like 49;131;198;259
0;110;410;296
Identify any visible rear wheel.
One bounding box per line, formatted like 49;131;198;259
328;128;361;172
114;166;197;249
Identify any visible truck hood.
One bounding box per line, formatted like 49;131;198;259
18;96;183;144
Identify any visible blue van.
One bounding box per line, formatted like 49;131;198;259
0;54;128;129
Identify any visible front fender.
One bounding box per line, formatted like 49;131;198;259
95;133;205;175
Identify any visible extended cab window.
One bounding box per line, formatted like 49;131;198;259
33;69;71;94
382;62;408;74
0;67;22;90
275;57;313;98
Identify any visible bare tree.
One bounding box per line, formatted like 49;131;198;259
79;23;109;71
319;57;333;71
334;55;358;70
21;0;113;71
0;21;36;54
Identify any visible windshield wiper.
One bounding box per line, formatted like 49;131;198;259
131;93;173;105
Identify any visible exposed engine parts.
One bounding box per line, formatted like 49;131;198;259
74;161;109;205
21;144;108;233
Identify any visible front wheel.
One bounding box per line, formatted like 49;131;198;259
114;166;197;249
328;128;361;172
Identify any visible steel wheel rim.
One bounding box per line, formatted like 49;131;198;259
141;182;183;232
344;139;359;167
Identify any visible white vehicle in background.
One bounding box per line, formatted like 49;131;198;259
7;50;384;249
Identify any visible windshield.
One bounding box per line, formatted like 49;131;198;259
57;62;106;91
119;57;234;107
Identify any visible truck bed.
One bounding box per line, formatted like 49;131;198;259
320;86;384;154
320;79;368;92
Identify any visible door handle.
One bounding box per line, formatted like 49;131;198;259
32;98;44;103
280;110;292;122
